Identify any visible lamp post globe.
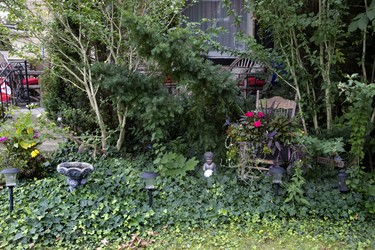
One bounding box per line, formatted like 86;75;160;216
1;168;20;187
1;168;20;212
269;166;286;196
141;171;158;207
338;169;349;193
141;171;158;189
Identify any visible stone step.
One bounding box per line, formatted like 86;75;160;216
38;138;63;153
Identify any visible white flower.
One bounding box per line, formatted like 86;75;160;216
204;169;213;178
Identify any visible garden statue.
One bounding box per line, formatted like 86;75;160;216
203;151;216;177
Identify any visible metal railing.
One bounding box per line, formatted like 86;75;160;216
0;60;36;120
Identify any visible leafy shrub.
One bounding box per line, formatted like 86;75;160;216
338;75;375;166
152;145;199;178
0;108;54;179
42;54;99;135
125;13;241;159
93;62;183;152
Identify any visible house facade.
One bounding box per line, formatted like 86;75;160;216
184;0;254;62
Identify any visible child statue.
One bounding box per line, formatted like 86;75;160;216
203;151;216;177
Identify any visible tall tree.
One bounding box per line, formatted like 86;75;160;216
1;0;187;152
245;0;347;132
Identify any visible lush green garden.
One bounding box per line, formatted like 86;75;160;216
0;154;374;249
0;107;373;248
1;0;375;249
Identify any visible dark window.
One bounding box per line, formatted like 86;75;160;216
184;0;253;58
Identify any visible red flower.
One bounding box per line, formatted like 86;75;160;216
254;120;262;127
244;111;254;117
257;112;264;118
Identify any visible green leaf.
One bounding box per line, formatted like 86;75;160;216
300;198;311;206
348;20;358;32
14;232;23;241
368;185;375;196
366;8;375;21
358;14;369;30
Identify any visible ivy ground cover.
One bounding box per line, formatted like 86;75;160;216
0;158;374;249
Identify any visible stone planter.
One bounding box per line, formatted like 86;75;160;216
57;162;94;192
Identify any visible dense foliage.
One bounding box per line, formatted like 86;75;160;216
42;67;98;135
0;1;374;248
0;156;373;249
33;1;241;159
0;108;56;179
121;13;241;157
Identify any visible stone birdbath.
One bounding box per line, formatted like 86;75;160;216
57;162;94;192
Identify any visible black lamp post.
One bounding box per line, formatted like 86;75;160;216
1;168;20;212
269;166;286;196
141;171;158;207
338;169;349;193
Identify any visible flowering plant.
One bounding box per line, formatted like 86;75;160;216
226;110;266;145
226;109;301;169
0;109;49;178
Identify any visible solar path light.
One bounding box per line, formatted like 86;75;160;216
141;171;158;207
1;168;20;212
338;169;349;193
268;165;286;196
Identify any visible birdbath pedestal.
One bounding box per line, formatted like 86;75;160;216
57;162;94;192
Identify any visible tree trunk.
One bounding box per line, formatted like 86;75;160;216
361;0;368;82
319;0;333;131
116;104;128;151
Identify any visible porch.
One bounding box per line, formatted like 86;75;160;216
0;52;43;120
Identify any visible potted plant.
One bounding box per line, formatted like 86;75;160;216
225;109;302;180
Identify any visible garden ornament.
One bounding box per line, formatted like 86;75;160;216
203;151;216;178
57;115;63;128
57;162;94;192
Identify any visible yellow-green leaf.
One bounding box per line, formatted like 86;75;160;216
27;127;33;135
20;140;36;149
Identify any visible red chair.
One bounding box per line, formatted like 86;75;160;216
1;81;11;103
1;92;10;102
229;58;270;97
22;78;39;85
248;76;266;87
